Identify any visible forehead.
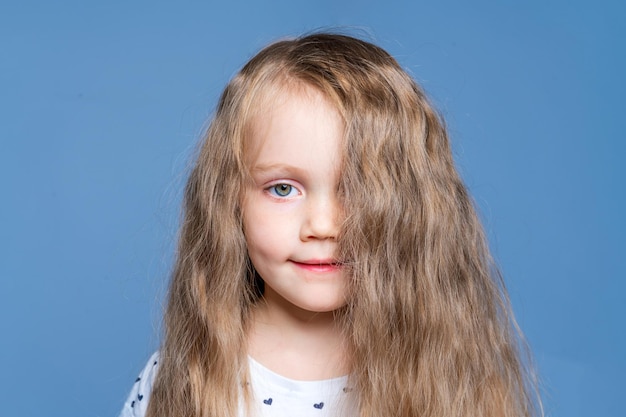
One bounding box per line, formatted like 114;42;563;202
245;83;344;166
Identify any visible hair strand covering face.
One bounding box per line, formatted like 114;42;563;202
146;32;542;417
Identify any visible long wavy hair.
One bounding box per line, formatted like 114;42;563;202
146;33;541;417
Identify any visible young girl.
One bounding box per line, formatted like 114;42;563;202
120;33;540;417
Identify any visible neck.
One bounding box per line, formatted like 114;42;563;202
247;290;349;380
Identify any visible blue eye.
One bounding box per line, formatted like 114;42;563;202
269;183;296;197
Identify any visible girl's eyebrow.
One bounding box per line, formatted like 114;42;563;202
250;163;307;177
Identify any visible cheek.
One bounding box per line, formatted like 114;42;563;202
243;202;290;259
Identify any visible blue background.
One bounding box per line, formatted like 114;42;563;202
1;1;623;416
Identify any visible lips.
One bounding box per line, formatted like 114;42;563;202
291;259;342;273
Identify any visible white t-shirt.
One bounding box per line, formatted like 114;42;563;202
119;353;357;417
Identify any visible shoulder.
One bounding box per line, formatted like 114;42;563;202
118;352;160;417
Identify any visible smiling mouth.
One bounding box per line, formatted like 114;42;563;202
291;259;342;273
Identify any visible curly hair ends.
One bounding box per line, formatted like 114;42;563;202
147;33;541;417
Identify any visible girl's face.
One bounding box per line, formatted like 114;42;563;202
242;86;346;316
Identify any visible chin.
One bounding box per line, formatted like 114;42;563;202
298;301;347;314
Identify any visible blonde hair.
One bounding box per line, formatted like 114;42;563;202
146;33;541;417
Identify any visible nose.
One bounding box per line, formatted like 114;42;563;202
300;194;340;241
